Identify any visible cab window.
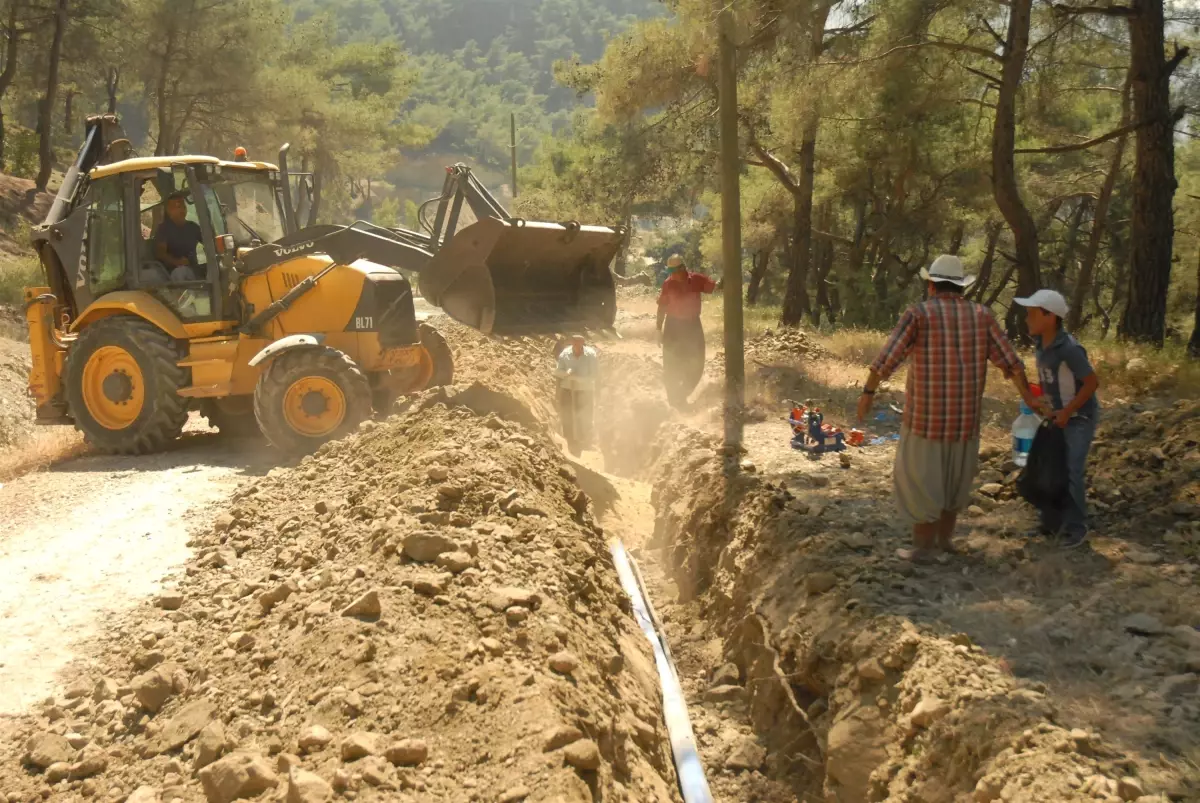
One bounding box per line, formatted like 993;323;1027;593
87;177;125;296
214;172;284;246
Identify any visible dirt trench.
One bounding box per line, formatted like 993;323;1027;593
640;410;1200;803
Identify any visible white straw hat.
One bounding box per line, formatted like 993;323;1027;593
919;254;976;287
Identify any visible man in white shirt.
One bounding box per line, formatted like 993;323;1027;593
555;335;598;454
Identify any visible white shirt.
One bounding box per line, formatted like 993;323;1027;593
556;346;599;381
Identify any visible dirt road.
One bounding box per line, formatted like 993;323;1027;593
0;428;274;716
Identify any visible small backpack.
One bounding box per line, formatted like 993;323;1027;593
1017;421;1070;510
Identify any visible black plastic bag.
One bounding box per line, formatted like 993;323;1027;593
1017;421;1069;510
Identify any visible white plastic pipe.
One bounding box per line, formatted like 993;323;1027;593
610;540;714;803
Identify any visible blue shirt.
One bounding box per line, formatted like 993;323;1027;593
1035;330;1099;419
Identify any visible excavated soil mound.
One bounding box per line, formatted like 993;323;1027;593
0;395;683;803
0;335;33;449
744;328;829;365
647;424;1197;803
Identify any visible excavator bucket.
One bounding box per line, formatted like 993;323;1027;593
417;217;620;336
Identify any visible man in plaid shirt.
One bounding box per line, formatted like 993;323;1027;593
858;255;1040;562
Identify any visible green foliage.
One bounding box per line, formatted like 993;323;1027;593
373;196;401;228
0;255;41;306
282;0;666;171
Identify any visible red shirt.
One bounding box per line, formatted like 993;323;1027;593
870;293;1023;441
657;271;716;319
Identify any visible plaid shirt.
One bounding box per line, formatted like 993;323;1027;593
870;293;1024;441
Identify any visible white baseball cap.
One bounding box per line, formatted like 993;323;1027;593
919;254;976;287
1014;289;1069;319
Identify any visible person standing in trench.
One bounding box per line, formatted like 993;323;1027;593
656;254;717;408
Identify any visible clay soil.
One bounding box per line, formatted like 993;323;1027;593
0;291;1196;803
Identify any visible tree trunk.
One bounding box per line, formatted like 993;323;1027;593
63;88;74;133
154;22;178;156
1056;196;1089;292
970;222;1001;302
986;257;1018;308
106;67;119;113
812;203;835;326
991;0;1040;313
1070;83;1129;332
0;0;22;170
948;221;965;255
35;0;68;191
1189;247;1200;358
780;132;816;326
747;245;773;305
1120;3;1186;346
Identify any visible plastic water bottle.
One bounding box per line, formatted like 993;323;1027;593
1011;403;1040;467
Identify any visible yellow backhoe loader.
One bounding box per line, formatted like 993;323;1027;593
25;115;623;454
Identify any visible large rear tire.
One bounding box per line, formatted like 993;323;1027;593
420;323;454;387
254;346;372;454
64;316;188;455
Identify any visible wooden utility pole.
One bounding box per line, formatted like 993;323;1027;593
510;112;518;198
718;8;744;452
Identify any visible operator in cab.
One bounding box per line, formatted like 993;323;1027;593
155;191;204;281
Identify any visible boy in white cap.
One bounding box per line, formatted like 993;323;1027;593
858;255;1041;562
1014;289;1101;548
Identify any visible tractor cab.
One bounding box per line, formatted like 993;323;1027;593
48;156;290;328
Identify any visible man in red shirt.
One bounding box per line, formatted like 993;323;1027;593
656;254;717;407
857;255;1040;562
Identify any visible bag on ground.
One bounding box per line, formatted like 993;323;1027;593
1016;421;1069;510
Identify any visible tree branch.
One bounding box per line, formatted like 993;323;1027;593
816;38;1003;67
746;138;800;195
824;14;877;40
1015;116;1145;154
813;228;854;246
1052;3;1136;17
962;64;1002;85
979;16;1006;48
1166;44;1190;77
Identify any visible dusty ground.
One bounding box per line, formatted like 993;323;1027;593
0;288;1196;803
0;433;272;716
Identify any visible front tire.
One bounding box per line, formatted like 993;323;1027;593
254;346;372;453
64;316;188;454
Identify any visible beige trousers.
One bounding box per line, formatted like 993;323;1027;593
893;428;980;525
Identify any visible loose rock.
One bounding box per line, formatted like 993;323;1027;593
384;739;429;766
197;751;279;803
341;590;382;620
287;769;334;803
562;739;601;771
23;732;72;770
549;651;579;675
340;732;380;762
298;725;334;754
725;737;767;771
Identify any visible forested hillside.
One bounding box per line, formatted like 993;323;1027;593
516;0;1200;353
0;0;660;224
